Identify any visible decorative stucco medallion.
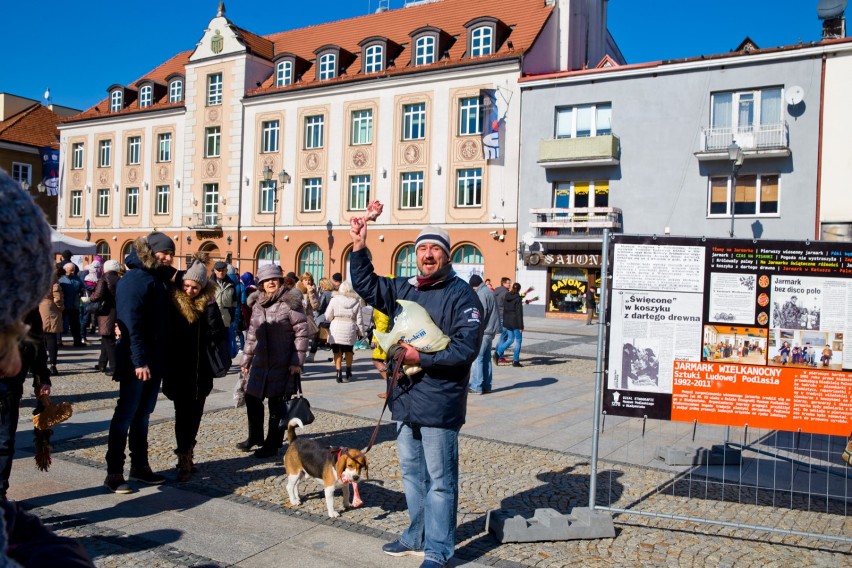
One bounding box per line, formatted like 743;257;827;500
158;165;169;181
98;170;109;184
127;168;138;183
207;109;219;122
205;160;218;177
460;140;479;160
403;144;420;164
352;149;368;168
72;172;81;185
305;152;319;171
262;156;275;170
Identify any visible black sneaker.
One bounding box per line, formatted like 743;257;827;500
512;361;523;368
381;540;424;557
492;352;499;365
104;474;133;494
128;466;166;485
235;438;262;452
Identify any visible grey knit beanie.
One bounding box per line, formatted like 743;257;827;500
184;261;208;287
0;172;52;329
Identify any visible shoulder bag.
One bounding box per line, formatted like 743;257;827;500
278;373;314;429
206;332;231;378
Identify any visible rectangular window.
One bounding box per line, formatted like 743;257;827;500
169;80;183;103
11;163;31;185
707;174;780;217
259;180;276;213
125;187;139;216
203;183;219;226
262;120;280;153
207;73;223;106
305;115;324;149
302;178;322;212
205;126;221;157
70;190;82;217
97;188;110;216
400;171;424;209
709;87;783;149
99;140;112;167
72;143;84;169
126;136;141;165
158;133;172;162
455;168;482;207
555;103;612;138
348;175;371;210
459;97;481;135
155;185;170;215
351;109;373;145
403;102;426;140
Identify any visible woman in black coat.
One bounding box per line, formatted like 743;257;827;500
494;283;524;367
89;260;122;374
163;263;226;481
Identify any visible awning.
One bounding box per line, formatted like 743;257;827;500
50;229;97;255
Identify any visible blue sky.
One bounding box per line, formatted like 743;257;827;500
0;0;828;111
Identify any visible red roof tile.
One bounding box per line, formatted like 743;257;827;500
0;104;61;148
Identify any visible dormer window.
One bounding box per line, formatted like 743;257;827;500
319;53;336;80
411;27;453;67
110;90;123;112
414;36;436;66
276;60;293;86
139;85;153;108
471;26;493;57
169;79;183;103
464;17;507;59
365;45;383;73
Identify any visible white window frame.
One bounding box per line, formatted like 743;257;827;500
169;79;183;103
348;175;371;211
552;180;609;210
205;126;221;158
365;45;383;73
471;26;493;57
155;185;170;215
98;140;112;167
415;36;435;66
110;90;122;112
126;136;141;165
351;109;373;145
556;103;612;138
302;177;322;212
96;188;110;216
262;120;280;153
276;61;293;86
125;187;139;216
707;174;780;218
158;133;172;162
207;73;223;106
259;180;276;214
70;190;82;217
403;102;426;140
400;171;424;209
455;168;482;207
319;53;336;80
139;85;153;108
203;183;219;226
459;97;481;135
72;143;84;169
11;162;31;185
305;115;324;149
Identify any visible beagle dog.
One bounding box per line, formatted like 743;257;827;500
284;422;368;518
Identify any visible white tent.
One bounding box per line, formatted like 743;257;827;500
51;229;97;255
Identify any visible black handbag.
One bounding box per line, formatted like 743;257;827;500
206;334;231;378
278;373;314;429
86;299;106;315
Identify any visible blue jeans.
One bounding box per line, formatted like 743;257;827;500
496;328;523;363
105;374;162;473
396;422;460;566
469;333;494;392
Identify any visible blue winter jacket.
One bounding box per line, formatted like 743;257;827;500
350;248;483;429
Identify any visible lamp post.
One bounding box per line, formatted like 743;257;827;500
728;141;744;238
263;166;290;263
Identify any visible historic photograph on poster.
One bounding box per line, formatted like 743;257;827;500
702;325;767;365
770;276;822;330
708;273;756;324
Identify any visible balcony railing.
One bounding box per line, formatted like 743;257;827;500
700;122;789;153
538;134;620;167
189;212;221;229
530;207;622;238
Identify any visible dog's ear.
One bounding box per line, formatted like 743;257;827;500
336;448;348;479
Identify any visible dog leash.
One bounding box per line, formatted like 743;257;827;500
364;346;406;453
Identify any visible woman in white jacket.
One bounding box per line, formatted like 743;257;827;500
324;280;364;383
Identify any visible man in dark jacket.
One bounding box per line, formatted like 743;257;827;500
104;232;176;493
492;276;511;363
349;220;482;568
469;275;500;394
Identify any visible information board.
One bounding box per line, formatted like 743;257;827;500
603;235;852;436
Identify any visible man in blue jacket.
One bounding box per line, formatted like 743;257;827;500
349;219;482;568
468;274;500;394
104;232;176;493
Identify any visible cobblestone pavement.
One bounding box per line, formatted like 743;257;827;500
12;344;852;566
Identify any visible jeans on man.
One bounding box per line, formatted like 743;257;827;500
396;422;460;566
496;328;523;363
105;375;162;473
469;333;494;392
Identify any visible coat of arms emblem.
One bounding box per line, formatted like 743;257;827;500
211;30;223;54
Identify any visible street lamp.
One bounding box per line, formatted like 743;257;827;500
263;166;290;262
727;141;745;238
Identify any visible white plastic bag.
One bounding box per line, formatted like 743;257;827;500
373;300;450;375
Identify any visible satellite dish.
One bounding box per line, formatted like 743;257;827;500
817;0;847;19
521;231;536;246
785;85;804;106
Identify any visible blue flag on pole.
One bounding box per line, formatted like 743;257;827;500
39;147;60;196
480;89;500;160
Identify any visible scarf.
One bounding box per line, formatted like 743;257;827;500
415;263;454;290
259;285;287;308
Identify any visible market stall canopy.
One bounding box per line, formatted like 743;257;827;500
50;229;96;255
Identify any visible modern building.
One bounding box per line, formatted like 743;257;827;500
56;0;622;279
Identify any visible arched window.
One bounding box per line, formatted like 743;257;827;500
139;85;153;108
452;244;483;264
257;243;278;261
276;61;293;86
470;26;493;57
298;244;324;278
121;240;134;261
110;90;123;112
96;241;111;261
319;53;336;80
395;244;417;277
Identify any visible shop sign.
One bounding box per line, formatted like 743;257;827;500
527;252;601;267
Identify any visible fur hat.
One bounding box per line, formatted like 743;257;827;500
257;264;283;284
146;232;175;254
103;260;121;273
415;226;451;257
184;261;208;286
469;274;483;288
0;171;52;330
